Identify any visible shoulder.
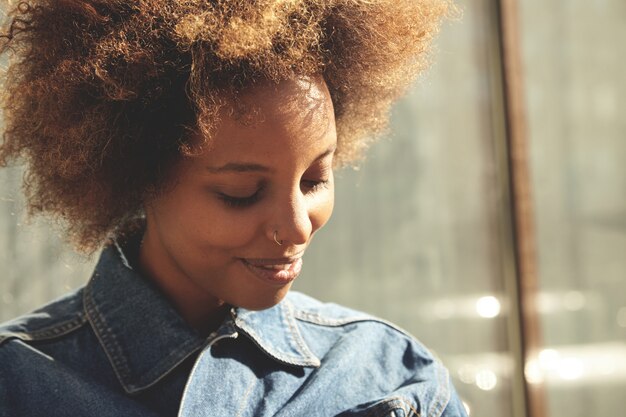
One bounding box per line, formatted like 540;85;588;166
283;292;467;416
285;291;424;346
285;290;440;374
0;289;93;413
0;288;87;346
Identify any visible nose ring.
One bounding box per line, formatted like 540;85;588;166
273;230;283;246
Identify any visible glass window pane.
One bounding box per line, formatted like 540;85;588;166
520;1;626;416
295;1;519;416
0;166;95;320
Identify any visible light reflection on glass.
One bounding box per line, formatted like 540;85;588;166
538;349;560;371
450;352;513;395
558;358;585;381
475;369;498;391
525;343;626;386
419;294;507;320
524;359;543;385
476;296;501;318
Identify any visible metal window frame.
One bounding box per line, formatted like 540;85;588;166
495;1;546;416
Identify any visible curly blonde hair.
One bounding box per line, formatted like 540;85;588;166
0;0;453;251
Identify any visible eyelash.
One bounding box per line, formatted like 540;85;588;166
302;179;330;193
218;190;262;208
218;179;330;209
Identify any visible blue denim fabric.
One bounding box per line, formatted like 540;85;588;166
0;243;468;417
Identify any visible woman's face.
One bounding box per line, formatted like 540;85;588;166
141;76;336;313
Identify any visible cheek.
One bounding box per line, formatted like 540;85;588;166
310;187;335;233
154;191;261;251
200;211;261;248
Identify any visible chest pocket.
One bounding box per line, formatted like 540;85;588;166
337;397;420;417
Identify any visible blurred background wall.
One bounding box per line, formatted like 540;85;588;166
1;1;624;416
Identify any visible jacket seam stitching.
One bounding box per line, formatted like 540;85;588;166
234;377;256;417
131;338;206;392
293;310;371;326
282;301;320;366
84;277;133;391
294;312;415;339
0;314;87;344
20;315;86;340
293;311;432;355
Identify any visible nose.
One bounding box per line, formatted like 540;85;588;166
267;192;312;246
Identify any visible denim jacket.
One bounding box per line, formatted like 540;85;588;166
0;243;468;417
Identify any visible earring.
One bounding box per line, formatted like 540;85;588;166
273;230;283;246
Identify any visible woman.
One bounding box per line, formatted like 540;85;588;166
0;0;467;416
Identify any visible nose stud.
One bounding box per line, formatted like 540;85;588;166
273;230;283;246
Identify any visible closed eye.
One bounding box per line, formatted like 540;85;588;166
301;179;330;193
217;190;262;208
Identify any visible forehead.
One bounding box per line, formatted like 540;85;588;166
199;77;336;164
228;77;333;132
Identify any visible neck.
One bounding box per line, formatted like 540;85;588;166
137;230;228;337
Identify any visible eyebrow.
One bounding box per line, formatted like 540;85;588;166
206;162;271;174
206;144;337;174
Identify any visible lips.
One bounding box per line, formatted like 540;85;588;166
239;256;303;285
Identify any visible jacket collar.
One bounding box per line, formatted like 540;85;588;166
84;242;319;394
233;300;320;368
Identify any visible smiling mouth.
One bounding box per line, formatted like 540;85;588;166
239;257;303;285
